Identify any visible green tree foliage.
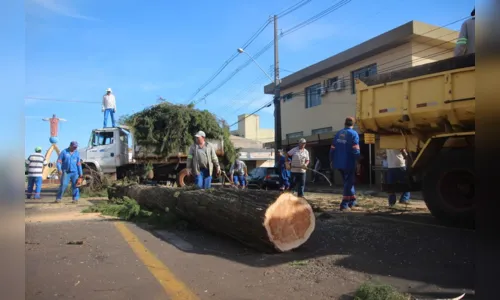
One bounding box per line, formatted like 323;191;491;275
119;102;237;166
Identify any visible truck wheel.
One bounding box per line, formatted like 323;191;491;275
422;148;475;227
177;168;195;187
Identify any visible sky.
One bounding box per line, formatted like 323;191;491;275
22;0;474;159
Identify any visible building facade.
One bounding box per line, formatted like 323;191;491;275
263;20;458;185
230;114;274;143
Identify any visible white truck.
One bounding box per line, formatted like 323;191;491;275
79;126;224;186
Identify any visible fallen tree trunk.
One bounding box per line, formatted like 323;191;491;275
107;184;315;252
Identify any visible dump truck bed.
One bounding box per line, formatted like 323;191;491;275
356;53;475;135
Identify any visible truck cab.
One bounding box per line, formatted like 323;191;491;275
80;126;131;174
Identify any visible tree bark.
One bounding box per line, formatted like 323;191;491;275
107;184;315;252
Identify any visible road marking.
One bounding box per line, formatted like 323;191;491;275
115;222;199;300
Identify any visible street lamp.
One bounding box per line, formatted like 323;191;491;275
237;48;274;83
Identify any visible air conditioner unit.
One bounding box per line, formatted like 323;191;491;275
328;79;345;92
319;86;326;95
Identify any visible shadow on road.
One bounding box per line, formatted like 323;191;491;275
135;211;474;293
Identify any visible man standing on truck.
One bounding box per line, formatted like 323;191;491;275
25;146;47;199
186;131;221;189
229;155;248;189
288;138;310;197
102;88;117;128
330;117;361;211
454;8;475;57
386;148;410;206
55;141;83;203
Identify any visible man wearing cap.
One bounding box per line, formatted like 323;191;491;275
25;146;47;199
102;88;117;128
186;131;221;189
229;155;248;189
330;117;361;211
287;138;310;197
55;141;83;203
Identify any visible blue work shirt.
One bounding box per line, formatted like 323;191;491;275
57;148;83;176
330;127;361;170
276;155;291;178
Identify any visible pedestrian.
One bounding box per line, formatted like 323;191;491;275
311;157;322;183
102;88;117;128
186;131;221;189
287;138;310;197
277;150;291;191
454;8;475;57
55;141;83;203
230;155;248;189
386;148;411;206
330;117;361;211
25;146;47;199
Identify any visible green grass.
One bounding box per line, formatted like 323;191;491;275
354;282;409;300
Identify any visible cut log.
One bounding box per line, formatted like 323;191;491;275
107;184;315;252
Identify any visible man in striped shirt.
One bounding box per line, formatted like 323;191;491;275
25;146;47;199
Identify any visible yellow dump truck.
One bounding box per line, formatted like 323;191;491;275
355;53;475;226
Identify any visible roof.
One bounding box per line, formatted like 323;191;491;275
264;20;459;94
229;135;264;149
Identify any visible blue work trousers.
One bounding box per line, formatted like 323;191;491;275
56;171;80;201
291;172;306;197
26;176;43;199
103;108;116;128
280;171;291;190
233;175;246;187
339;169;357;209
195;168;212;189
387;167;410;205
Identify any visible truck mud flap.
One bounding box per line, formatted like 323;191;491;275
382;182;422;193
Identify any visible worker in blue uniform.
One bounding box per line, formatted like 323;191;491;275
330;117;361;211
277;150;291;191
56;141;83;203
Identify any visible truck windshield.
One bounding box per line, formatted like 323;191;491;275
92;131;114;146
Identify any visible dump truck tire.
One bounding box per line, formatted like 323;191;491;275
422;148;475;227
177;168;194;187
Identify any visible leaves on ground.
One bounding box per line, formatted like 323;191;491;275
354;282;409;300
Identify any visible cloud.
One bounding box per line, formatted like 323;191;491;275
29;0;97;21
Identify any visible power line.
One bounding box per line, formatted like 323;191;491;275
191;0;353;106
276;0;312;18
229;100;273;127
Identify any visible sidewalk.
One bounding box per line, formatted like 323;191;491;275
305;182;424;200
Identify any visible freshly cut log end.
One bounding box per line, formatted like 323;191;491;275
263;193;316;252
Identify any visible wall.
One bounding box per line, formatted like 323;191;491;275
233;114;275;143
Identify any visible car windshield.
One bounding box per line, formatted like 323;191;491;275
249;168;267;178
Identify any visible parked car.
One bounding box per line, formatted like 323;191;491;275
247;167;281;190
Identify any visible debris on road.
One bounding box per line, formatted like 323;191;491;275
66;241;84;245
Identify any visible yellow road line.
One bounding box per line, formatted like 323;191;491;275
114;222;199;300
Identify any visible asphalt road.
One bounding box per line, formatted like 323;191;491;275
25;197;474;300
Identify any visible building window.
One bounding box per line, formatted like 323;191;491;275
286;131;303;139
351;64;377;94
312;127;333;135
327;77;338;87
305;83;322;108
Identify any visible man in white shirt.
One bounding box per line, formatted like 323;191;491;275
287;138;310;197
386;148;410;206
102;88;117;128
25;146;48;199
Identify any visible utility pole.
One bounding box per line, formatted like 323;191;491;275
273;14;282;165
